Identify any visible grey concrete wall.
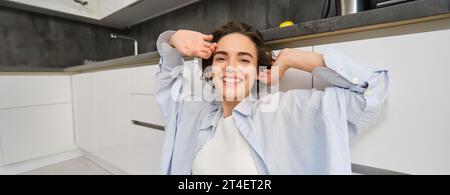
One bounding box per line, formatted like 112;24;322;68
0;6;133;68
125;0;335;54
0;0;335;68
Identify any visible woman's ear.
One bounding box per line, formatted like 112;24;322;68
201;69;214;87
258;68;271;85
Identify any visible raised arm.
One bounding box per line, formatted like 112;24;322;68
155;30;216;125
261;47;389;136
155;30;217;174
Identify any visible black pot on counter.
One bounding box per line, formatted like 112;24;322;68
322;0;371;18
322;0;416;18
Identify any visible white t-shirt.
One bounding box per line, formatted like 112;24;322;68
192;116;259;175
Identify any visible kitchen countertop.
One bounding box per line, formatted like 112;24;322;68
1;0;449;73
263;0;450;44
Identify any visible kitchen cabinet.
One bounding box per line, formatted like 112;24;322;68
129;65;165;126
0;75;72;109
73;68;131;170
122;124;165;175
2;0;139;19
129;65;158;95
3;0;99;19
71;72;98;154
93;68;131;171
313;29;450;174
0;75;75;165
130;95;164;126
1;0;200;28
73;65;166;174
0;103;76;164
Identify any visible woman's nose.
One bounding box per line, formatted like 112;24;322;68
225;59;238;67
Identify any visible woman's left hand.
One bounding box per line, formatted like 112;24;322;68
259;48;326;86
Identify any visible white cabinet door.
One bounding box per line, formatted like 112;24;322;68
129;65;158;95
0;103;76;164
273;47;313;91
73;65;168;175
129;65;165;126
73;68;131;169
91;68;131;170
314;29;450;174
121;124;165;175
0;75;72;109
72;72;98;154
130;95;164;126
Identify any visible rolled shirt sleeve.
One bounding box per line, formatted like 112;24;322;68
157;30;184;71
312;47;389;135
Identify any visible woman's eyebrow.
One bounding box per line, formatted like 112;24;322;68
213;51;254;59
214;51;228;56
238;52;254;59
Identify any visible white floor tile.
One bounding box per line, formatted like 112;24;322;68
22;157;112;175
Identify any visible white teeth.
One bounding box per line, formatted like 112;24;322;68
223;77;243;83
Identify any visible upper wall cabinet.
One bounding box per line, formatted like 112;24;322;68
3;0;101;19
0;0;200;28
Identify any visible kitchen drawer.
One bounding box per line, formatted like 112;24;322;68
0;75;72;109
121;124;165;175
0;103;76;165
130;94;164;127
129;65;159;95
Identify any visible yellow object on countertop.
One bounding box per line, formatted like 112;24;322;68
279;20;295;28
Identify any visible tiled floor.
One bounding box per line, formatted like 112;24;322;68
22;157;112;175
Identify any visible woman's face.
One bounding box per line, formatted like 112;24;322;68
211;33;258;101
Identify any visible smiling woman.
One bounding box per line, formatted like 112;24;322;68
155;21;389;175
202;22;273;105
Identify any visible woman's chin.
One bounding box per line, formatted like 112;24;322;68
221;90;247;101
215;81;252;101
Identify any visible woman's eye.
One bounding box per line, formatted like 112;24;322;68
215;57;225;62
240;59;250;63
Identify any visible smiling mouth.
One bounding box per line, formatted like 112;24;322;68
221;76;244;86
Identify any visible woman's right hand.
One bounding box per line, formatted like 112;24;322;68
169;30;217;59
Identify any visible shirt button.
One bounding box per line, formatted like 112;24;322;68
352;78;360;84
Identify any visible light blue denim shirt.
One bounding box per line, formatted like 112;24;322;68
155;31;389;175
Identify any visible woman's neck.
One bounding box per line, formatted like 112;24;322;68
222;100;240;118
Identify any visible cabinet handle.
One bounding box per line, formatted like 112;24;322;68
131;120;165;131
352;163;408;175
376;0;410;8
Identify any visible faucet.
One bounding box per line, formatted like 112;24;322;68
74;0;88;6
110;33;139;56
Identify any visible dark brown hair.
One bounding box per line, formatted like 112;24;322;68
202;21;273;71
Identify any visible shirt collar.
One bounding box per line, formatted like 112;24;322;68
233;97;256;117
198;97;256;130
